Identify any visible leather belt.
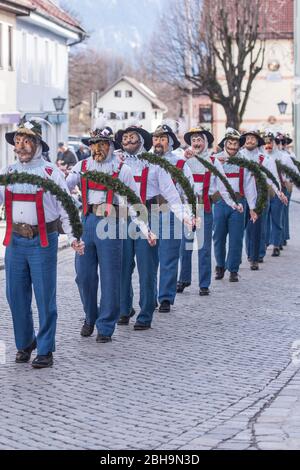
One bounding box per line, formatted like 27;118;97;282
211;192;244;203
196;195;213;205
12;218;59;239
88;203;121;217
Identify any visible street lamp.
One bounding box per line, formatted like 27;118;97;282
277;101;288;115
52;96;66;113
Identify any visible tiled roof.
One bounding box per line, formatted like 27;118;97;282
10;0;85;33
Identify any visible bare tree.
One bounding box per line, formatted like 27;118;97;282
148;0;286;129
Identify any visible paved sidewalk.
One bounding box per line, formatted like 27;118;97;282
0;203;299;450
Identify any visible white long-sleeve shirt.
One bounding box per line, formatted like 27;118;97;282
0;158;76;242
185;153;237;209
118;152;193;223
66;155;149;237
215;151;257;210
260;151;284;196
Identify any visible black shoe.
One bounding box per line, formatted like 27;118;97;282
134;323;151;331
250;262;259;271
118;308;136;325
283;241;287;246
199;287;210;296
159;300;171;313
229;272;239;282
279;245;284;251
32;353;53;369
258;258;264;263
80;322;94;337
16;339;37;363
176;281;191;293
96;334;112;343
215;267;225;280
247;257;252;263
272;248;281;257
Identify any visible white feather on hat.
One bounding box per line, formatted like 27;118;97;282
93;114;108;130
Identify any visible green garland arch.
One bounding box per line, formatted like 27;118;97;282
259;164;280;191
82;171;142;206
81;171;149;221
193;155;238;204
227;157;269;215
291;157;300;174
276;161;300;189
139;152;197;216
0;172;82;240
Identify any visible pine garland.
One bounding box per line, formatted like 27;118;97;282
291;157;300;174
82;171;142;206
81;171;148;221
0;172;82;240
227;157;269;215
193;155;238;204
139;152;197;216
276;161;300;189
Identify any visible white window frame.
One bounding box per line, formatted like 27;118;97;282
0;23;3;69
44;39;50;86
8;24;13;71
21;30;28;82
32;35;39;84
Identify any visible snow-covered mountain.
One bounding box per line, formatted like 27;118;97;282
61;0;168;55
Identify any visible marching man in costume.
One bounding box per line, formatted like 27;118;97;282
177;127;242;296
0;120;84;369
213;129;257;282
115;124;191;328
275;133;298;250
240;129;267;270
152;124;194;313
67;123;154;341
263;132;290;257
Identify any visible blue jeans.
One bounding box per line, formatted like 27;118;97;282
156;211;182;304
179;211;213;288
268;195;284;247
246;214;263;262
120;219;158;326
281;189;291;244
5;232;58;355
213;199;246;273
259;199;270;259
75;214;122;337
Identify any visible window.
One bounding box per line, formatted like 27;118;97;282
114;90;121;97
199;105;212;124
54;42;59;86
125;90;132;97
124;112;128;119
0;24;3;68
108;112;117;119
154;111;158;119
33;36;39;84
45;40;50;86
141;112;146;119
98;107;103;114
21;31;28;81
8;26;13;70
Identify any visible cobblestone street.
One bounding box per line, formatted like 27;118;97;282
0;202;300;451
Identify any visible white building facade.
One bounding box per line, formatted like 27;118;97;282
0;0;85;166
94;76;168;133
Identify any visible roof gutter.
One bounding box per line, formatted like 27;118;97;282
0;0;32;16
67;32;88;47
